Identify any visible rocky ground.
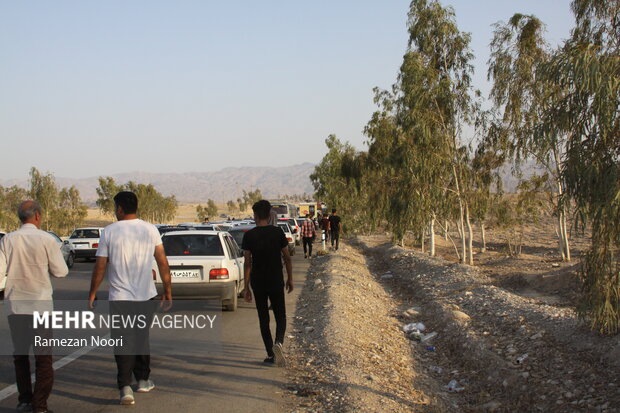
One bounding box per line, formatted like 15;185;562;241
285;236;620;412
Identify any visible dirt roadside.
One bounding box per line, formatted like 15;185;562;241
285;236;620;412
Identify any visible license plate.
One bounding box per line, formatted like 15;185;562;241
171;269;200;278
73;244;88;249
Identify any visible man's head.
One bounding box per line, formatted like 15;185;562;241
305;214;310;219
332;208;337;215
252;200;272;222
18;200;42;227
113;191;138;220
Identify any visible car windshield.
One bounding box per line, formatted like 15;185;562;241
163;234;224;256
70;229;100;239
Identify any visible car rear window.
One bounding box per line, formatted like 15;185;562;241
229;230;248;246
277;223;290;233
70;229;100;239
163;234;224;256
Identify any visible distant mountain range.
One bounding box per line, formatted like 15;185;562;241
1;163;317;205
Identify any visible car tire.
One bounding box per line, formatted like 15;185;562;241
67;252;75;269
223;287;238;311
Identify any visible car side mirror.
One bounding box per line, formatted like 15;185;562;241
63;240;69;245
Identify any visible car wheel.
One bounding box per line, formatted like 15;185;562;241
223;291;238;312
67;253;75;269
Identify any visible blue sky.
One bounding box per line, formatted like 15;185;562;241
0;1;574;179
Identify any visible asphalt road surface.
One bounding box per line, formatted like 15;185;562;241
0;252;309;412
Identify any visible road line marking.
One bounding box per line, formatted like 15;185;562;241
0;335;109;402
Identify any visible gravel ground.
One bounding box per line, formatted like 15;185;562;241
285;236;620;412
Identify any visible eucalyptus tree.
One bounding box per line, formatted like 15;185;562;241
28;167;59;230
536;0;619;333
488;13;573;261
404;0;478;263
0;185;28;231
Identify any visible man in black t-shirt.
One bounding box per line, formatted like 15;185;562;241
242;200;293;366
328;209;341;250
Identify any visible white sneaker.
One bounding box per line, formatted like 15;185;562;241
120;386;135;405
136;379;155;393
272;342;286;367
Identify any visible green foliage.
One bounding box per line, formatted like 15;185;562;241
197;200;218;221
237;189;263;213
95;178;177;223
226;200;237;213
0;185;28;231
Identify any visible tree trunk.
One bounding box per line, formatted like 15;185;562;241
465;204;474;265
554;149;571;262
430;217;436;257
444;220;449;240
562;211;571;261
480;221;486;253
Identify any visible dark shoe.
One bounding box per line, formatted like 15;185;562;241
273;342;286;367
16;402;31;412
263;356;275;364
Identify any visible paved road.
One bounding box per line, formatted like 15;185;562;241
0;253;309;412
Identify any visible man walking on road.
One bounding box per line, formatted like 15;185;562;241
242;200;293;366
300;214;316;259
0;201;68;413
328;209;341;251
88;191;172;406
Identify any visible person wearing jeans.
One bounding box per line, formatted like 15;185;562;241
242;200;293;366
300;214;316;258
328;209;341;251
89;191;172;406
0;200;68;413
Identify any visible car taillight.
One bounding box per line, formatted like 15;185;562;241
287;237;293;242
209;268;229;279
92;243;99;248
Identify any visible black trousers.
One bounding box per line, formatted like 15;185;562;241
253;287;286;357
110;301;157;388
331;230;340;249
8;314;54;412
302;237;314;256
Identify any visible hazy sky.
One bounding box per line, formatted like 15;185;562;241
1;1;573;180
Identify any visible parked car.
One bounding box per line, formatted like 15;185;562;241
227;225;256;248
277;222;296;256
67;227;104;261
153;230;245;311
279;218;300;245
47;231;75;268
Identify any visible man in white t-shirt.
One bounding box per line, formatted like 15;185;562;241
88;191;172;406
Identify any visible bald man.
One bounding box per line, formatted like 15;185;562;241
0;200;68;413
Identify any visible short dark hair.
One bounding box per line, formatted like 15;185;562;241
305;213;310;218
332;208;337;213
113;191;138;214
252;200;271;220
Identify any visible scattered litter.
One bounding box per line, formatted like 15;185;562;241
425;346;436;351
515;353;529;364
305;326;315;333
409;331;423;341
420;332;438;342
551;263;560;268
381;273;394;279
446;379;465;393
428;366;443;374
314;279;322;286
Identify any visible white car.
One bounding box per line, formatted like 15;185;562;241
277;222;296;256
47;231;75;268
153;230;245;311
67;227;104;261
0;231;5;293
